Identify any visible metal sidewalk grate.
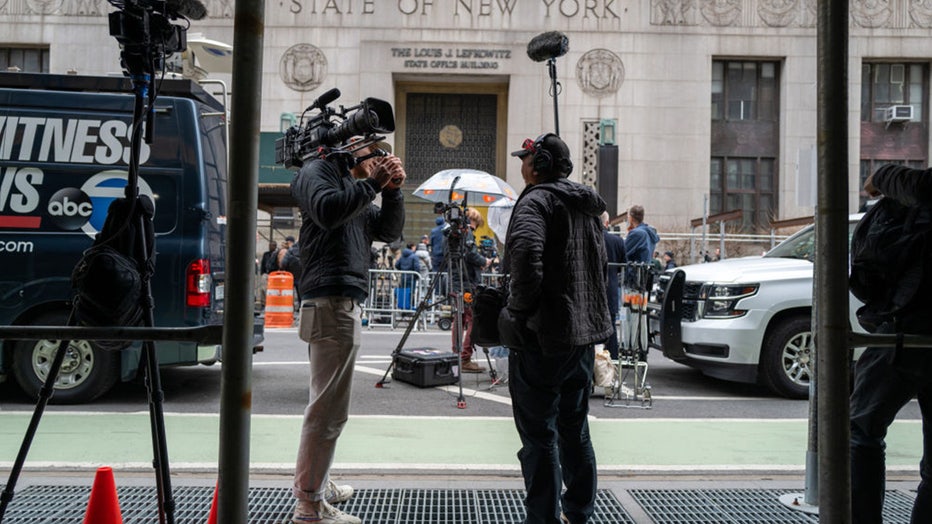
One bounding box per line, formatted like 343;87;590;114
629;488;917;524
0;486;633;523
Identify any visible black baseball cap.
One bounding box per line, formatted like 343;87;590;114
511;133;573;176
511;133;571;161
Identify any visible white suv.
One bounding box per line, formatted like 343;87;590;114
648;215;865;398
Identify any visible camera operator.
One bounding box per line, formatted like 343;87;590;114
449;207;491;373
288;140;405;524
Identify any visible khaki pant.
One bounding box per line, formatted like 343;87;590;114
292;296;361;501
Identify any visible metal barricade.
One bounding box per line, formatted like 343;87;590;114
363;269;426;330
419;271;451;329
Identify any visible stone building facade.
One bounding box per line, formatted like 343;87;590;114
3;0;932;236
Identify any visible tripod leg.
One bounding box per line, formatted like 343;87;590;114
481;347;498;383
142;340;175;524
450;255;466;409
0;314;75;522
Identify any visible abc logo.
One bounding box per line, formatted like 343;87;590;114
48;188;93;231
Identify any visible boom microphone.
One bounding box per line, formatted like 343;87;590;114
526;31;569;62
165;0;207;20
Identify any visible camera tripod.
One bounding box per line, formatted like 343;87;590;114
375;218;497;407
0;69;177;524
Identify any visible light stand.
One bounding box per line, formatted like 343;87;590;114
126;71;176;524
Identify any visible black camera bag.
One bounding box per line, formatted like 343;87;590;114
471;283;507;347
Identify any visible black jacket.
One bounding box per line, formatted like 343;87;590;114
499;178;613;354
868;164;932;333
291;157;405;300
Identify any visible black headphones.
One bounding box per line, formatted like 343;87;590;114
530;133;553;174
531;133;573;176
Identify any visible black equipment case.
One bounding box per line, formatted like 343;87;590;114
392;348;459;387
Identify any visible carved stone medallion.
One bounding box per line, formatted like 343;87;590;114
280;44;328;93
26;0;63;14
700;0;742;26
851;0;892;28
758;0;798;27
910;0;932;28
439;125;463;149
576;49;624;98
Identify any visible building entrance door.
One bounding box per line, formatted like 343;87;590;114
393;81;508;245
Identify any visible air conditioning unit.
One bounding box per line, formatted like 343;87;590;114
883;105;914;123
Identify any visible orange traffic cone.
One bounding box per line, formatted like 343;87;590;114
205;479;219;524
83;466;123;524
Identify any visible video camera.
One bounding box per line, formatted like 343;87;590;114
107;0;205;77
435;202;474;252
275;88;396;170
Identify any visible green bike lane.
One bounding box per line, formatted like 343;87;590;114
0;411;922;473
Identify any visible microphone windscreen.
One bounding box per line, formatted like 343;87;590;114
526;31;569;62
313;88;341;109
166;0;207;20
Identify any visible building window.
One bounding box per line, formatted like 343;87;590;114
861;63;925;123
710;156;775;231
711;60;779;121
0;47;50;73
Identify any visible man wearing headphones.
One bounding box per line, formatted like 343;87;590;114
499;133;613;524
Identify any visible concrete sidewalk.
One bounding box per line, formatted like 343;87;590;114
0;470;921;523
0;410;923;522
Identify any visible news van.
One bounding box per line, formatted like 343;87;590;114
0;72;253;403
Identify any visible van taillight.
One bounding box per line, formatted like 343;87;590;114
186;259;212;307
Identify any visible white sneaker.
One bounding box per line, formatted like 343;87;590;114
324;479;354;504
291;498;361;524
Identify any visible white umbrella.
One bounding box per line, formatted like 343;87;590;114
413;169;517;206
487;198;515;243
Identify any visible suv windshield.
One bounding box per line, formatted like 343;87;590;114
765;221;858;262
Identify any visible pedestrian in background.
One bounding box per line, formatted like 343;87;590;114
663;251;677;270
394;242;421;310
601;211;626;360
499;133;613;524
624;205;659;264
414;238;432;296
429;216;446;271
450;207;490;373
258;239;278;308
288;140;406;524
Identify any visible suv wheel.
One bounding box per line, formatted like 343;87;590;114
760;316;812;399
11;311;120;404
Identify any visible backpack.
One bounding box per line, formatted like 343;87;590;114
849;197;932;330
71;196;154;350
280;245;302;277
